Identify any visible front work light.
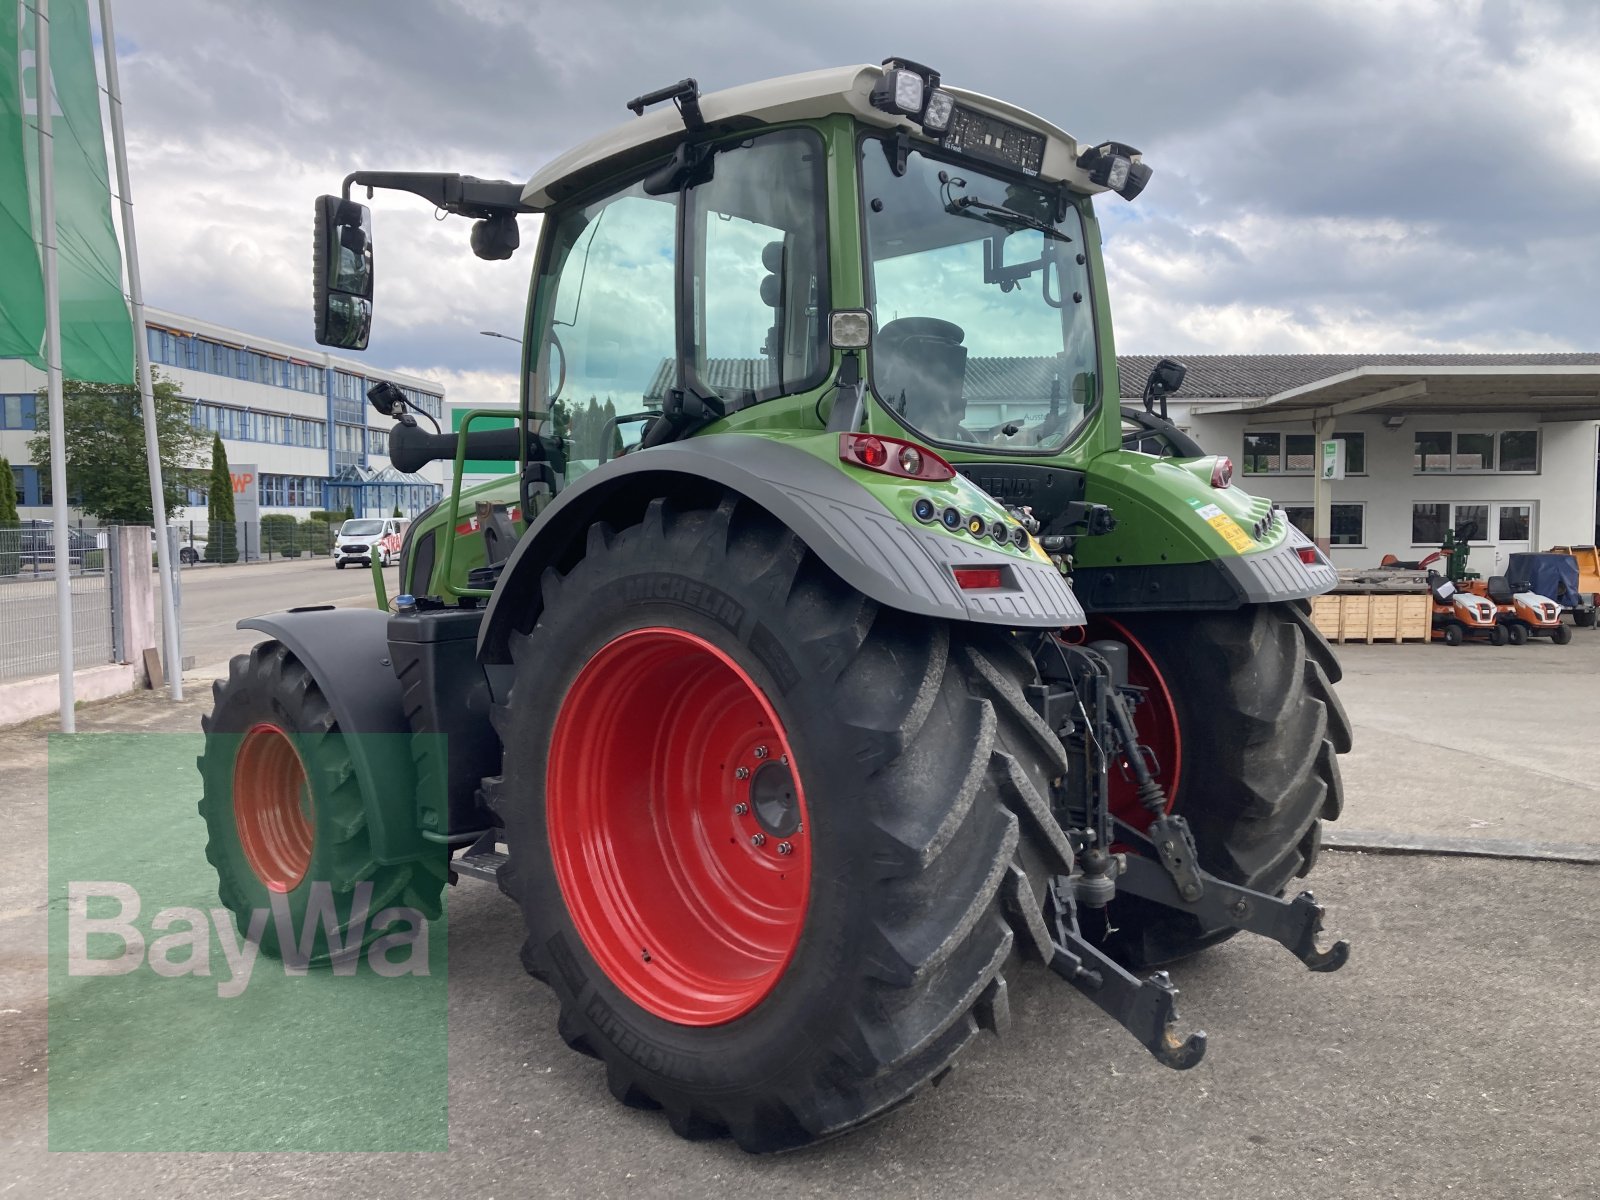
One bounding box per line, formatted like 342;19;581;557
922;88;955;133
1076;141;1153;201
830;309;872;348
872;66;925;116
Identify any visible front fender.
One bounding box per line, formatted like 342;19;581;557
238;608;424;865
478;434;1085;664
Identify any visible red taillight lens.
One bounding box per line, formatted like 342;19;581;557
1297;546;1321;565
1210;457;1234;488
953;566;1004;590
839;433;956;481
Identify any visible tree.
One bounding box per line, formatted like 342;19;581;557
343;503;355;521
0;456;18;577
0;456;17;524
204;434;239;563
392;504;403;517
26;369;205;525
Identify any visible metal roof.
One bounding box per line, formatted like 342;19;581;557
1117;353;1600;423
639;353;1600;422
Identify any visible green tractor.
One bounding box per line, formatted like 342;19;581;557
199;59;1350;1151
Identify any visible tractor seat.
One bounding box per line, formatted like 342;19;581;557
1485;575;1515;605
873;317;969;440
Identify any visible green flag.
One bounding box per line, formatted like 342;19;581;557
0;8;45;359
15;0;134;384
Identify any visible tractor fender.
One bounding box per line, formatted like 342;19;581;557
238;608;425;866
477;434;1084;664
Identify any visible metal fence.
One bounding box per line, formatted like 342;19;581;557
0;524;118;682
171;518;343;565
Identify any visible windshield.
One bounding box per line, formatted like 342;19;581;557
861;142;1097;453
341;520;384;536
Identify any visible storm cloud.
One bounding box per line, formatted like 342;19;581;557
107;0;1600;404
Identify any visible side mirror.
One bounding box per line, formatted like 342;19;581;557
314;195;373;349
1142;357;1186;415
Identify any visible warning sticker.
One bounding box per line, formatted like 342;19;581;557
1206;511;1256;553
1194;503;1223;520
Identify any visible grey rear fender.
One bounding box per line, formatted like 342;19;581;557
477;434;1084;664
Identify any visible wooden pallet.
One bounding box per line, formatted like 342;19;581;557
1313;593;1430;643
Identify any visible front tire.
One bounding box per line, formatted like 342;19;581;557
1489;624;1509;646
489;494;1073;1152
1552;623;1573;645
197;641;446;960
1089;603;1349;969
1507;623;1529;646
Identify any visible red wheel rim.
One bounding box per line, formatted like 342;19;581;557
233;723;315;893
1085;619;1182;833
546;628;811;1026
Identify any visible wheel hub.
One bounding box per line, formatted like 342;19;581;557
232;723;315;893
546;627;811;1026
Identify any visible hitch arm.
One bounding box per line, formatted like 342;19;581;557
1114;820;1350;973
1046;885;1207;1070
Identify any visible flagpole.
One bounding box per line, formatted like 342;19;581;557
31;0;76;733
97;0;181;701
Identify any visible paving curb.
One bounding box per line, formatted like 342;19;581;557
1325;828;1600;865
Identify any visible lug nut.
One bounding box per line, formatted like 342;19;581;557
734;766;750;780
751;833;766;847
753;745;769;759
733;802;749;816
777;841;793;856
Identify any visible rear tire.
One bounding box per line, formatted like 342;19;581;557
1489;624;1509;646
1443;623;1464;646
488;494;1073;1152
197;641;446;961
1091;603;1348;969
1507;623;1529;646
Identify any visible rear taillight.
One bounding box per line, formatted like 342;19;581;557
953;566;1004;590
839;433;956;481
1297;546;1322;565
1210;457;1234;488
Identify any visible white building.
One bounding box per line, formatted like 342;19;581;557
1118;354;1600;577
0;307;446;524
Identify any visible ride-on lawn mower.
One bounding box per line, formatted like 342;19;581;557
1474;576;1572;645
199;60;1351;1151
1428;571;1505;645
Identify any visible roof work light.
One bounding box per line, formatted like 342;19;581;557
1075;141;1152;201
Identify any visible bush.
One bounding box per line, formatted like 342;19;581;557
300;519;331;556
309;509;344;527
82;549;105;571
261;514;299;557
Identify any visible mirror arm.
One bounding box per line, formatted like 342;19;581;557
341;171;535;218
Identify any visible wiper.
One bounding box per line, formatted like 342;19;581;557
938;169;1058;240
944;192;1071;242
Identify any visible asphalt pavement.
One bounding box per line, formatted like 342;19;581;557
2;618;1597;1198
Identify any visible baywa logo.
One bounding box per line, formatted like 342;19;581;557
67;880;431;998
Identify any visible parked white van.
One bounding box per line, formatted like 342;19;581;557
334;517;408;569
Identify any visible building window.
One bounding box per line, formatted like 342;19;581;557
1243;431;1364;475
1498;431;1538;473
1412;501;1534;545
1;394;36;429
1413;430;1538;474
1498;504;1531;541
1282;504;1366;547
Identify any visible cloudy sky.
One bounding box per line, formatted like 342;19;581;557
104;0;1599;407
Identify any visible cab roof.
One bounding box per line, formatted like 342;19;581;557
520;63;1102;210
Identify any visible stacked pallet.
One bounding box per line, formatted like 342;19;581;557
1310;593;1431;644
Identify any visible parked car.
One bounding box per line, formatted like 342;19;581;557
333;517;407;569
14;522;103;570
